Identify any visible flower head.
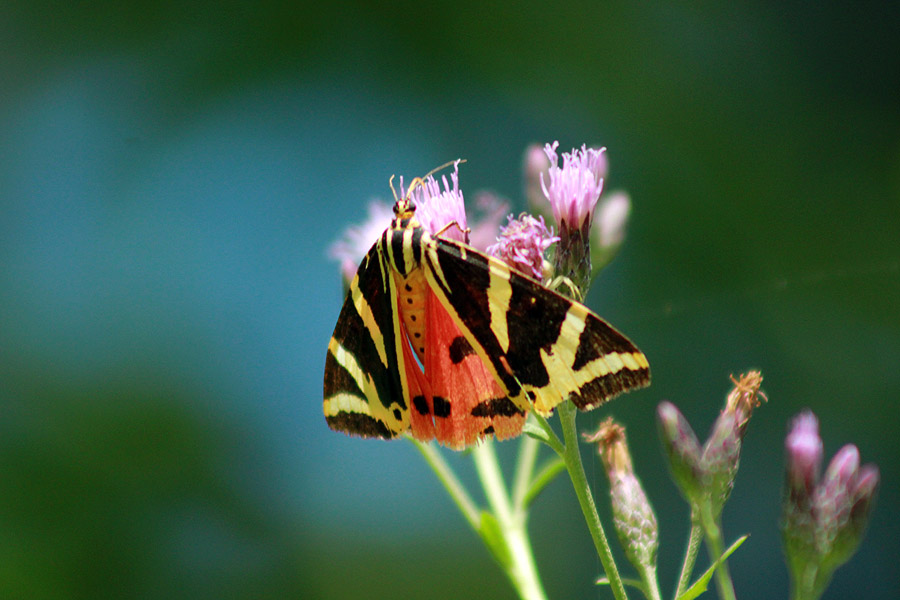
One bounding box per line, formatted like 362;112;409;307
486;213;558;281
537;141;609;297
540;141;607;231
402;160;468;242
328;200;394;283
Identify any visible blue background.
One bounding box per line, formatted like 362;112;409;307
2;2;898;598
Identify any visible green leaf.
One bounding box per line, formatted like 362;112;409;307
596;577;646;592
676;535;748;600
522;421;551;445
477;511;513;571
522;457;566;508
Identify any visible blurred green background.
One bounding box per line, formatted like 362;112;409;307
2;1;898;599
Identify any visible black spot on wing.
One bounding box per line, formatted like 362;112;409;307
413;395;430;415
427;239;521;396
433;396;451;418
449;336;474;364
471;397;525;418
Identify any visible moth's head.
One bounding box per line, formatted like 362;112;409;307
392;197;416;219
388;173;422;220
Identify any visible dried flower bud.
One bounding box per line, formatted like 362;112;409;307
585;419;658;575
700;372;766;517
656;401;704;505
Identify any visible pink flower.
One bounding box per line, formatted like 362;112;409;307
328;200;394;283
540;141;608;231
467;191;511;252
486;213;558;281
401;160;468;242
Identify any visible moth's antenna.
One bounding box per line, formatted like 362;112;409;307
421;158;466;181
389;174;399;203
403;159;467;200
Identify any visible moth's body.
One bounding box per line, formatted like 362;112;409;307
387;205;430;363
324;197;650;449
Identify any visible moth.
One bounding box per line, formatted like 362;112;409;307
323;177;650;449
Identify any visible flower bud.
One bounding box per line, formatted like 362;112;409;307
585;419;658;574
589;191;631;273
656;401;704;506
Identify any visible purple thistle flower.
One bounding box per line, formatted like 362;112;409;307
402;160;468;242
540;141;607;231
468;191;511;252
328;200;394;283
486;213;558;281
537;141;609;297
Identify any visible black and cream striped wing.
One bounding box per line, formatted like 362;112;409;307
422;237;650;415
323;241;414;438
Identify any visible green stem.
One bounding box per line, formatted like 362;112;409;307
698;506;737;600
639;565;662;600
473;441;548;600
558;401;628;600
674;515;704;599
512;434;541;510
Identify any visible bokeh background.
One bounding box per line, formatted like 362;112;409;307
2;2;898;599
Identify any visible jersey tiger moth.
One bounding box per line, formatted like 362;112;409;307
323;177;650;449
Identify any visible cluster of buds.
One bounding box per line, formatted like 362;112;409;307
781;411;879;600
657;372;766;520
585;419;659;583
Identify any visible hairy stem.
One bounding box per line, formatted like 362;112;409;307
699;505;737;600
674;515;704;598
558;401;628;600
